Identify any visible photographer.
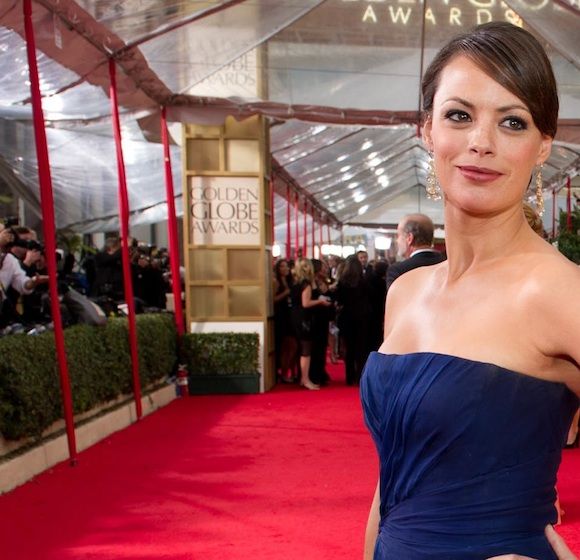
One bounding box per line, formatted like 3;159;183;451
91;236;123;300
0;222;49;326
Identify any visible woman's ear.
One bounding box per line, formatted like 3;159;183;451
537;134;553;166
422;116;433;152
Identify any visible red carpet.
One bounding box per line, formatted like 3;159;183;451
0;363;578;560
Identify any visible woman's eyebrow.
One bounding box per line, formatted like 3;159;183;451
443;97;530;114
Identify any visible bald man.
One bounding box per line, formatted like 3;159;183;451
386;213;445;293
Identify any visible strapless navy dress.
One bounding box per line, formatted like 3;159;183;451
360;352;579;560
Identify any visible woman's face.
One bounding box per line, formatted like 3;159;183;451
423;55;552;216
278;261;289;276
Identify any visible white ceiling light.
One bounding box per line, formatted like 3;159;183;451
374;236;392;250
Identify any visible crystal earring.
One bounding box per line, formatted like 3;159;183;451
426;153;442;201
535;164;544;217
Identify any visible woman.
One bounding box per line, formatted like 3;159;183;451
361;22;579;560
273;259;296;383
290;258;331;390
309;259;333;385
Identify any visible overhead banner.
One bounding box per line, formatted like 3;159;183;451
189;176;260;246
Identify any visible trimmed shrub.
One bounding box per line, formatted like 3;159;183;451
557;208;580;264
0;314;177;441
180;332;259;376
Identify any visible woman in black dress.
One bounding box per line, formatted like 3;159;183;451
273;259;296;383
290;258;332;390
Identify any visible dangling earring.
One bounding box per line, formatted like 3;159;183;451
535;164;544;217
426;153;442;201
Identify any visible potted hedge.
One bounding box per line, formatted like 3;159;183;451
180;332;260;394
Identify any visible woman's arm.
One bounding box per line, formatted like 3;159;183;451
364;479;380;560
302;283;330;309
535;262;580;393
485;524;577;559
273;278;289;304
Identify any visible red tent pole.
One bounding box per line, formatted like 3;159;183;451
566;177;572;232
552;189;557;238
270;178;275;249
160;107;184;337
318;213;323;248
303;200;308;257
326;221;331;246
286;184;291;259
311;210;315;257
109;59;142;419
294;192;299;259
23;0;77;464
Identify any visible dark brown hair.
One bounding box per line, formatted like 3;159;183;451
422;22;558;138
339;255;363;288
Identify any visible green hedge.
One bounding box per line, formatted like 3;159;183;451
0;313;177;441
557;208;580;264
180;332;259;376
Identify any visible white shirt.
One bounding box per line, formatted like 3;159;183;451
409;248;439;258
0;253;33;295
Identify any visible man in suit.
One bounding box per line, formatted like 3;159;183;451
356;250;374;278
386;213;445;293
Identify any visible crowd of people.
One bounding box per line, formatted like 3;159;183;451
0;219;177;333
273;213;444;391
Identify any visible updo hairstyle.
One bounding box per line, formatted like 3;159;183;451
422;22;558;139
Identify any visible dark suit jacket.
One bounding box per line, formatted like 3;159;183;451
386;250;445;294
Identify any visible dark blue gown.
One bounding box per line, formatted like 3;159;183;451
360;351;579;560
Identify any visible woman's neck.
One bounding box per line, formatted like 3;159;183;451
442;204;529;281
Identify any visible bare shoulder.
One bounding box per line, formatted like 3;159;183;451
528;245;580;293
387;261;443;299
384;262;445;325
524;247;580;377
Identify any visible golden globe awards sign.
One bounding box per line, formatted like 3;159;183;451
189;176;260;246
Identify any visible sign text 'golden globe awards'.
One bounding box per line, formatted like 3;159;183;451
189;176;260;246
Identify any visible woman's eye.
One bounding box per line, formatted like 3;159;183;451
445;110;470;123
501;116;528;131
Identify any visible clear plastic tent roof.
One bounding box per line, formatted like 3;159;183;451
0;0;579;235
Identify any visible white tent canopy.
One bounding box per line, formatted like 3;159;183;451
0;0;579;239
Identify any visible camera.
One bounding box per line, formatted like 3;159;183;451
3;216;19;228
9;236;44;253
